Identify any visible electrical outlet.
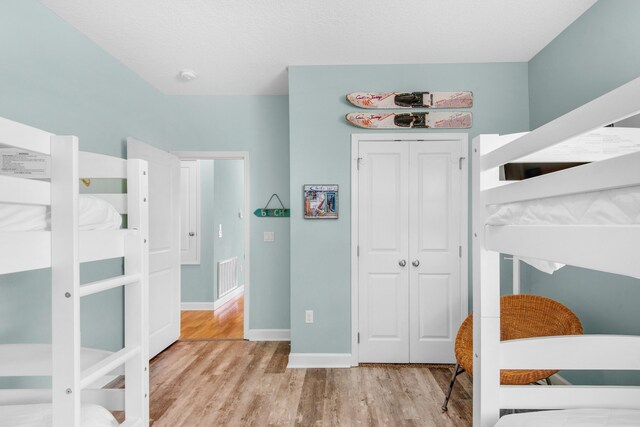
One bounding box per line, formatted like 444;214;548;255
305;310;314;323
218;224;222;238
264;231;275;242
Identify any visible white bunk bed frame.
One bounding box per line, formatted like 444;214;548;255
0;117;149;427
473;76;640;427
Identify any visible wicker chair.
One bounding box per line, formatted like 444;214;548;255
441;294;583;412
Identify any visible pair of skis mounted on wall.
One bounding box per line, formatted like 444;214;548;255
345;91;473;129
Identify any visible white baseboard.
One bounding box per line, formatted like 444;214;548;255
214;285;244;310
287;353;352;369
181;302;215;311
247;329;290;341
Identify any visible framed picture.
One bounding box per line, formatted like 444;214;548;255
304;184;338;219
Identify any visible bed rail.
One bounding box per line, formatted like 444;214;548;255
500;386;640;410
0;116;52;155
485;225;640;278
0;175;51;205
483;149;640;206
482;76;640;171
501;335;640;370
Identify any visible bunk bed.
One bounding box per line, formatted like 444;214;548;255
0;117;149;427
472;76;640;427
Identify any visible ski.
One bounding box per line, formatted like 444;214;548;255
346;112;472;129
346;91;473;109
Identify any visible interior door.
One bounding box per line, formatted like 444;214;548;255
358;139;464;364
409;141;463;363
358;141;410;363
127;138;181;359
180;160;200;264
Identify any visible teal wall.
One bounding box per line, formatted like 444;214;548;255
288;63;530;353
181;161;215;302
0;0;290;365
181;159;245;303
526;0;640;386
212;160;245;299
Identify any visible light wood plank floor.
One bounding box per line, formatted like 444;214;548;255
180;294;244;340
147;340;472;426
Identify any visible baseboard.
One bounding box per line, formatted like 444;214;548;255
247;329;290;341
214;285;244;310
287;353;352;369
181;302;215;311
549;373;572;385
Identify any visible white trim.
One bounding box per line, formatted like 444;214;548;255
214;285;244;310
287;353;352;369
181;302;215;311
247;329;290;341
172;151;251;341
350;133;469;366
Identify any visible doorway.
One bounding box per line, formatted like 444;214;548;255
351;134;468;364
174;151;250;340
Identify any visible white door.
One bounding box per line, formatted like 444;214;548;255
358;139;465;363
128;138;181;359
180;160;200;265
358;142;410;363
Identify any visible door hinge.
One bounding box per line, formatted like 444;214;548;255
357;157;363;170
357;245;359;257
459;245;463;257
357;332;360;344
459;157;466;170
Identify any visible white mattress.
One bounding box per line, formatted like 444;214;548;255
0;195;122;231
495;408;640;426
0;403;118;427
486;186;640;226
486;186;640;273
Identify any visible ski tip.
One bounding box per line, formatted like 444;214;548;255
346;112;396;129
346;92;397;109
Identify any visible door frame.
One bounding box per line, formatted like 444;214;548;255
172;151;251;340
350;133;469;366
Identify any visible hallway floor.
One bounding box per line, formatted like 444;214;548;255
180;293;244;340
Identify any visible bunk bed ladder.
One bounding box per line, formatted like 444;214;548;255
50;137;149;427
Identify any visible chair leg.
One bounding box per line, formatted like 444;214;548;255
442;363;464;412
545;377;552;385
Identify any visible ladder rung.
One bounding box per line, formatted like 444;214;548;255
81;346;140;389
119;418;142;427
80;273;141;297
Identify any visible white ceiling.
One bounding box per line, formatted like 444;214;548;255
40;0;597;96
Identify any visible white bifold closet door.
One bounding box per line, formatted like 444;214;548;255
128;138;181;359
358;140;463;363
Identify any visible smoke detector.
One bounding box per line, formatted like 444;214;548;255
178;69;198;82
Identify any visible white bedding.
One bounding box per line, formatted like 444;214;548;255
0;195;122;231
486;186;640;273
0;403;118;427
495;408;640;426
487;186;640;226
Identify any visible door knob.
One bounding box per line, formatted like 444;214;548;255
398;260;407;267
412;260;420;267
189;232;195;237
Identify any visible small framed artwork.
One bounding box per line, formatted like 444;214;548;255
304;184;338;219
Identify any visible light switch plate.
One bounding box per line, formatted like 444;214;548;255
264;231;275;242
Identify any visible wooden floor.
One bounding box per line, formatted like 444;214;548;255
146;340;472;426
180;294;244;339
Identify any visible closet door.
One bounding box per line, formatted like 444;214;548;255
128;138;181;359
409;141;463;363
358;141;410;363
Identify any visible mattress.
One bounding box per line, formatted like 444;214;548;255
495;408;640;426
0;403;118;427
0;195;122;231
486;186;640;273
